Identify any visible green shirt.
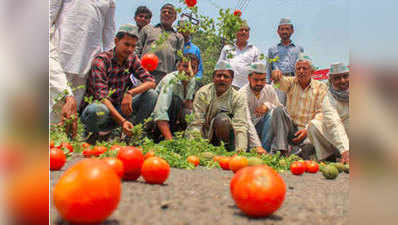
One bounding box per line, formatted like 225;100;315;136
136;24;184;74
187;83;248;152
152;71;197;121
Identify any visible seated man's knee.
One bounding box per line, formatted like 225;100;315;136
273;106;284;115
81;103;109;124
213;114;232;141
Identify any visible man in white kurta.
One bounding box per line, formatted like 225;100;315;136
218;22;260;89
50;0;116;107
239;62;281;153
272;54;349;163
307;62;350;162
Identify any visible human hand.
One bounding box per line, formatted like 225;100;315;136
255;146;267;154
292;129;307;144
122;120;134;136
340;151;349;164
272;70;282;82
255;105;268;116
121;93;133;116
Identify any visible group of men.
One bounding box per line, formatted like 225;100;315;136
49;2;349;163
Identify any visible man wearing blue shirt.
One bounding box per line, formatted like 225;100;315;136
267;18;304;105
178;20;204;79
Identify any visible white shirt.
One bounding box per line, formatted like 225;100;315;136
50;0;116;76
239;84;281;147
218;43;260;88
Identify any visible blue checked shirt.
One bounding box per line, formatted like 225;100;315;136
267;42;303;83
183;40;203;79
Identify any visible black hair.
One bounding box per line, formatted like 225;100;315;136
134;6;152;18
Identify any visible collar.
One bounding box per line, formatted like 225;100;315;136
111;48;118;64
278;41;296;47
111;48;132;67
234;42;253;50
294;77;314;91
184;40;192;47
155;23;176;32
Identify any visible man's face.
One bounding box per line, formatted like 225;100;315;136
213;70;233;95
114;35;138;60
249;72;267;92
295;61;313;86
277;24;294;40
236;27;250;42
177;60;199;78
134;13;151;28
160;7;176;27
330;72;349;91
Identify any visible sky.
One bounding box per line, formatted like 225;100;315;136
115;0;350;69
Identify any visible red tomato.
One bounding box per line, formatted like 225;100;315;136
213;155;222;162
303;160;312;172
117;146;144;180
141;53;159;72
50;148;66;170
50;141;55;148
144;151;156;160
103;158;124;178
53;159;121;224
185;0;197;7
141;157;170;184
92;146;107;156
81;142;90;149
82;147;95;158
229;156;248;173
57;142;73;153
234;9;242;17
290;161;306;175
230;165;286;217
306;161;319;173
187;156;200;167
110;145;122;152
218;156;231;170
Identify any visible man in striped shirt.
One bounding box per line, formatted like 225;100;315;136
79;24;156;144
270;54;349;163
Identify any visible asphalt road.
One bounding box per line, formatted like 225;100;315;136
50;155;349;225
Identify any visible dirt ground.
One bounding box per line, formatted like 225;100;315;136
50;155;349;225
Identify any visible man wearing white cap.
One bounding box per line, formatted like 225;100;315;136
239;62;281;154
187;61;248;152
271;54;349;163
218;22;260;89
268;18;304;105
307;62;350;162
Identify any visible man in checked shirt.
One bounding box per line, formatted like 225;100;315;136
271;54;349;163
79;24;157;143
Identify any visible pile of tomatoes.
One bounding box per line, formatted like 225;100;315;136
50;143;171;224
290;160;320;175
